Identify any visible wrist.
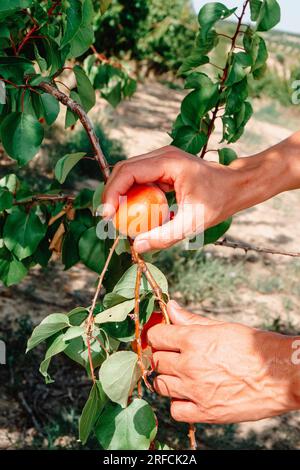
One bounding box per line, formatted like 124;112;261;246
257;331;300;415
226;150;291;215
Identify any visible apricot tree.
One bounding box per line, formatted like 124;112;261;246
0;0;283;450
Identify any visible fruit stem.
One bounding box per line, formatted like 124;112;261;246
133;264;154;394
131;246;170;325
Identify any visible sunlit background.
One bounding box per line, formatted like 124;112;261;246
192;0;298;34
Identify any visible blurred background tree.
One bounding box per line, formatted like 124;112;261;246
93;0;197;74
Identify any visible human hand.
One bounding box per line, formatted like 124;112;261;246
101;146;237;253
147;300;300;424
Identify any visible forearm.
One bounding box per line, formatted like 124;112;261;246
228;130;300;216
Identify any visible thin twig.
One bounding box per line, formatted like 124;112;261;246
38;82;110;182
131;246;170;325
134;265;143;397
133;265;154;394
188;423;197;450
86;236;120;332
14;194;75;206
215;238;300;258
18;392;44;435
87;337;96;384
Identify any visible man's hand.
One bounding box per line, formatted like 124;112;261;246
101;139;298;253
148;301;300;424
102;146;237;253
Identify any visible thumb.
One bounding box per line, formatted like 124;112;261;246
133;203;204;253
167;300;219;326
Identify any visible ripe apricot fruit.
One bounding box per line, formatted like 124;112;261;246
131;311;165;353
113;183;169;238
141;311;165;350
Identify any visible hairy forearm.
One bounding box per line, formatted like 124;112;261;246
228;130;300;216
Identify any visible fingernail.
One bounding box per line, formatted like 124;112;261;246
134;239;151;253
98;203;115;220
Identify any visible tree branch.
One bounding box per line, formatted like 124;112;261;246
200;0;250;158
215;238;300;258
38;82;110;182
131;246;170;325
14;194;75;206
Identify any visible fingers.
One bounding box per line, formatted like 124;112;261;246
133;202;204;253
147;324;185;351
170;399;199;423
102;148;176;218
153;375;185;399
167;300;220;326
152;351;180;375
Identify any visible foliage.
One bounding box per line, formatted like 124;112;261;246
0;0;281;451
93;0;197;73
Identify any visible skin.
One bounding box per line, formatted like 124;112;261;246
102;130;300;423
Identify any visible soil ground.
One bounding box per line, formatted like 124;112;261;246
1;81;300;450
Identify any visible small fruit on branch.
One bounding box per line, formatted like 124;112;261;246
132;311;165;353
113;183;169;238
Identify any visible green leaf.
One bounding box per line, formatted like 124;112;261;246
55;152;85;183
67;306;88;326
0;56;35;83
92;182;104;214
0;248;28;286
0;174;19;193
39;332;68;383
256;0;280;31
102;82;122;108
198;2;237;40
113;263;168;299
250;0;262;21
79;381;106;444
184;72;214;90
61;0;83;47
95;299;135;324
99;351;140;408
74;189;94;209
178;54;209;76
0;113;44;165
39;93;60;125
204;218;232;245
172;126;207;155
26;313;70;352
78;227;106;274
0;188;13;211
0;0;34;12
218;148;237;166
73;65;95;113
34;44;48;73
181;87;218;129
64;335;106;374
95;399;157;450
225;52;252;86
62;220;88;270
3;207;47;260
225;77;248;114
66;0;94;59
63;325;84;341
